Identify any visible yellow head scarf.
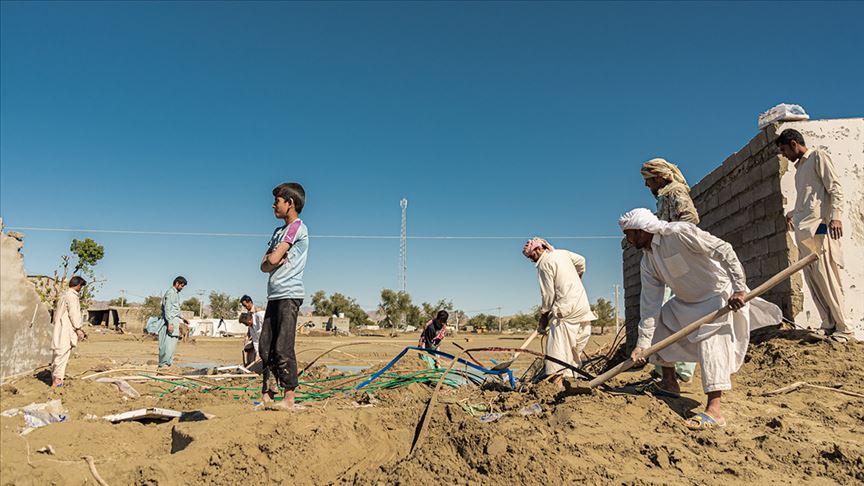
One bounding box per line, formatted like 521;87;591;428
640;158;689;189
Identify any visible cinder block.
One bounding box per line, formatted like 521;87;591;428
742;225;758;243
718;185;734;205
738;188;756;208
753;179;776;201
757;218;778;239
762;194;785;213
749;238;769;257
760;155;780;179
768;232;789;253
748;201;766;221
748;131;769;158
726;230;744;248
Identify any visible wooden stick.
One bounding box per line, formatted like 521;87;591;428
761;381;864;399
588;252;819;389
82;456;110;486
80;368;219;387
491;331;539;370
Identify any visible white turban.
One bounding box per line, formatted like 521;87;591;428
618;208;670;234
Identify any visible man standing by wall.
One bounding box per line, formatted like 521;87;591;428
641;158;700;225
776;129;856;342
51;276;86;387
641;157;699;382
158;276;190;367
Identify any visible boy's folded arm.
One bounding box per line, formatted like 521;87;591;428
262;242;292;268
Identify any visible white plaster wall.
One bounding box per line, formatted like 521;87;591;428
778;118;864;338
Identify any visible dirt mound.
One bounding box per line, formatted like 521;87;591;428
2;331;861;485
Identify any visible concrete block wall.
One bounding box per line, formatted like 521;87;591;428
622;118;864;350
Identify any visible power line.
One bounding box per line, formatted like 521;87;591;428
7;226;620;240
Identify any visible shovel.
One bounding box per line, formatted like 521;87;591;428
588;250;821;389
491;330;539;371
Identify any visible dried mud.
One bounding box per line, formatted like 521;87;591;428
1;330;861;485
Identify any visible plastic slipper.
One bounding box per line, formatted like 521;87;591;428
685;412;726;430
637;382;681;398
828;333;854;343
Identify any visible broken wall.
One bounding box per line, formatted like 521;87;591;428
0;223;53;380
622;118;864;351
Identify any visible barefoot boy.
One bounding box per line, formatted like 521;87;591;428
259;182;309;409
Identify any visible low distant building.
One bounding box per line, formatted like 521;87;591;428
297;315;351;334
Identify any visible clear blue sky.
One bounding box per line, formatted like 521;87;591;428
2;2;861;314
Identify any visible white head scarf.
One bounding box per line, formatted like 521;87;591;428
618;208;671;234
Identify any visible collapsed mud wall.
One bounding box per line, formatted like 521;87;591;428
0;222;53;380
622;117;864;351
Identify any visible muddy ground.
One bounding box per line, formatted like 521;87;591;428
1;328;861;485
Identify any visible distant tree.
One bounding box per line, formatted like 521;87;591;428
311;290;372;327
181;297;202;316
420;299;454;320
35;238;105;311
405;304;422;328
467;313;497;331
142;295;162;319
209;292;240;319
108;297;128;307
378;289;413;328
591;297;616;334
506;313;537;331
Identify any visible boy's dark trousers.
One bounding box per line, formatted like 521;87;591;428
260;298;303;394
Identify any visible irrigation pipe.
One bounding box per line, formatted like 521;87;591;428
410;346;606;454
79;369;219;387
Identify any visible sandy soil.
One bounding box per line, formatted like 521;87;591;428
1;328;861;485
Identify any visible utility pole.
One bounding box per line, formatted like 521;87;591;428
399;198;408;293
614;284;620;334
119;289;126;307
497;306;502;334
197;290;205;318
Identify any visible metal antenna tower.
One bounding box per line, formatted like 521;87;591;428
399;198;408;292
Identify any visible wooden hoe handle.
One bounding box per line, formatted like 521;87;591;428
588;252;819;389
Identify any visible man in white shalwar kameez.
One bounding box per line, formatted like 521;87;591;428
523;238;597;389
776;129;857;343
620;208;781;429
51;276;87;387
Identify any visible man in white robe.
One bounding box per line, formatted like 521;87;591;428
523;238;597;388
776;129;857;342
240;295;265;363
51;276;87;387
620;208;781;429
